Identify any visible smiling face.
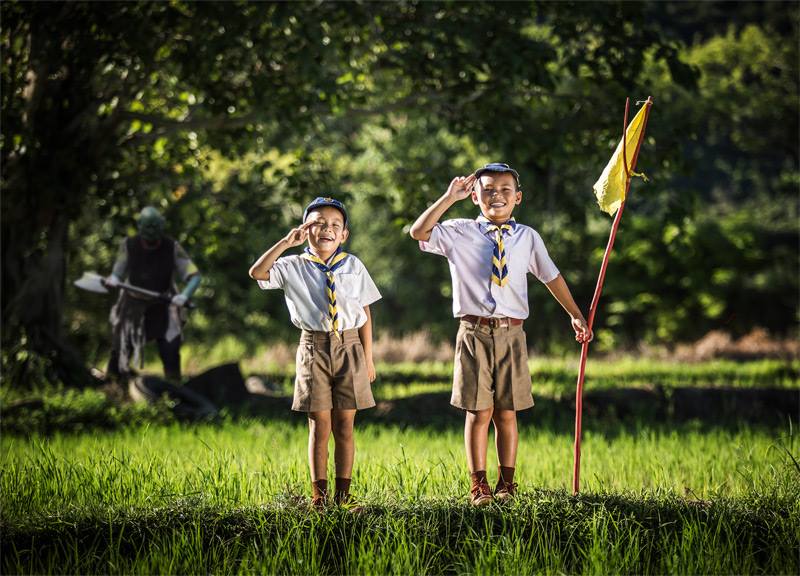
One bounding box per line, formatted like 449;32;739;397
305;206;349;260
471;172;521;223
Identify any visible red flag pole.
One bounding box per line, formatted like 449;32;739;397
572;96;653;496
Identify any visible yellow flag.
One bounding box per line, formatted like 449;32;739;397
593;104;649;216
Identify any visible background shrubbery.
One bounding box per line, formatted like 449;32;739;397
2;2;797;387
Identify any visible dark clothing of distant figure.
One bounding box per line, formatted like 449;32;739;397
107;235;198;381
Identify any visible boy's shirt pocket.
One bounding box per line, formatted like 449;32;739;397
334;272;361;301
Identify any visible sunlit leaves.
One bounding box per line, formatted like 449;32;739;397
3;1;797;369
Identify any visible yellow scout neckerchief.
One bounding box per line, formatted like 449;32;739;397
302;247;349;333
484;218;516;287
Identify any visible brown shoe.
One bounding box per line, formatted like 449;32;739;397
494;480;518;502
310;479;328;511
311;495;327;511
470;480;494;507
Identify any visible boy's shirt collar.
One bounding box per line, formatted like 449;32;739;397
303;246;349;271
476;215;518;235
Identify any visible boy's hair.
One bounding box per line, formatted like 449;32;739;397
303;197;349;227
474;162;521;191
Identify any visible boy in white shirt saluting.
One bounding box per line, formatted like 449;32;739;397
410;163;592;506
250;197;380;509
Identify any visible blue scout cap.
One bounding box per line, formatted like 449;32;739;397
474;162;521;189
303;197;348;227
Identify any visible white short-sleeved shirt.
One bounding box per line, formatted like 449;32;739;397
258;253;381;332
419;216;560;319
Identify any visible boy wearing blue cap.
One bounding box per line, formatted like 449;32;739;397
249;197;381;508
410;163;592;506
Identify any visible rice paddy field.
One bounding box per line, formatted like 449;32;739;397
2;358;799;574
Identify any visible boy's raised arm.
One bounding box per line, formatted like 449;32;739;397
409;174;476;241
249;220;314;280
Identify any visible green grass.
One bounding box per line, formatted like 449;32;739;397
140;342;799;394
2;358;798;574
0;387;175;435
2;418;798;574
2;420;797;514
3;492;797;574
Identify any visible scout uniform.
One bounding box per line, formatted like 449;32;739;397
258;247;381;412
419;215;560;411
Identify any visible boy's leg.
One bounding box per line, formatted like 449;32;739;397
492;409;519;499
331;408;356;504
465;408;494;506
308;410;332;506
491;324;531;499
465;408;494;471
493;409;518;467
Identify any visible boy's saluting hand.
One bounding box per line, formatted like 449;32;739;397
409;173;477;242
282;219;316;248
445;174;477;202
248;220;317;281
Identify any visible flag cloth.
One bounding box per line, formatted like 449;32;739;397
593;103;649;216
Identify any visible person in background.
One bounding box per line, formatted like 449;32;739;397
105;206;201;383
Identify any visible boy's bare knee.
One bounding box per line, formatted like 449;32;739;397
492;410;517;423
308;412;332;436
492;410;517;422
332;423;353;443
331;410;355;441
466;408;494;426
491;409;516;425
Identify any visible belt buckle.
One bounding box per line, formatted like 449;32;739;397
492;318;511;328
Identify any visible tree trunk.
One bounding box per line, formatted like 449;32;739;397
1;5;104;388
2;212;94;388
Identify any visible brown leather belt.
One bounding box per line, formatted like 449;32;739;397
461;315;523;328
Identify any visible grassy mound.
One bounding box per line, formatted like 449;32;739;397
3;490;797;574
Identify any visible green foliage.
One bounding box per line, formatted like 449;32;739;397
1;2;797;381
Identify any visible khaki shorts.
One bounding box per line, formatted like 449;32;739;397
451;320;534;411
293;328;375;412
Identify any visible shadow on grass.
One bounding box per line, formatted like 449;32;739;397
2;380;797;436
2;488;797;575
229;386;798;435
